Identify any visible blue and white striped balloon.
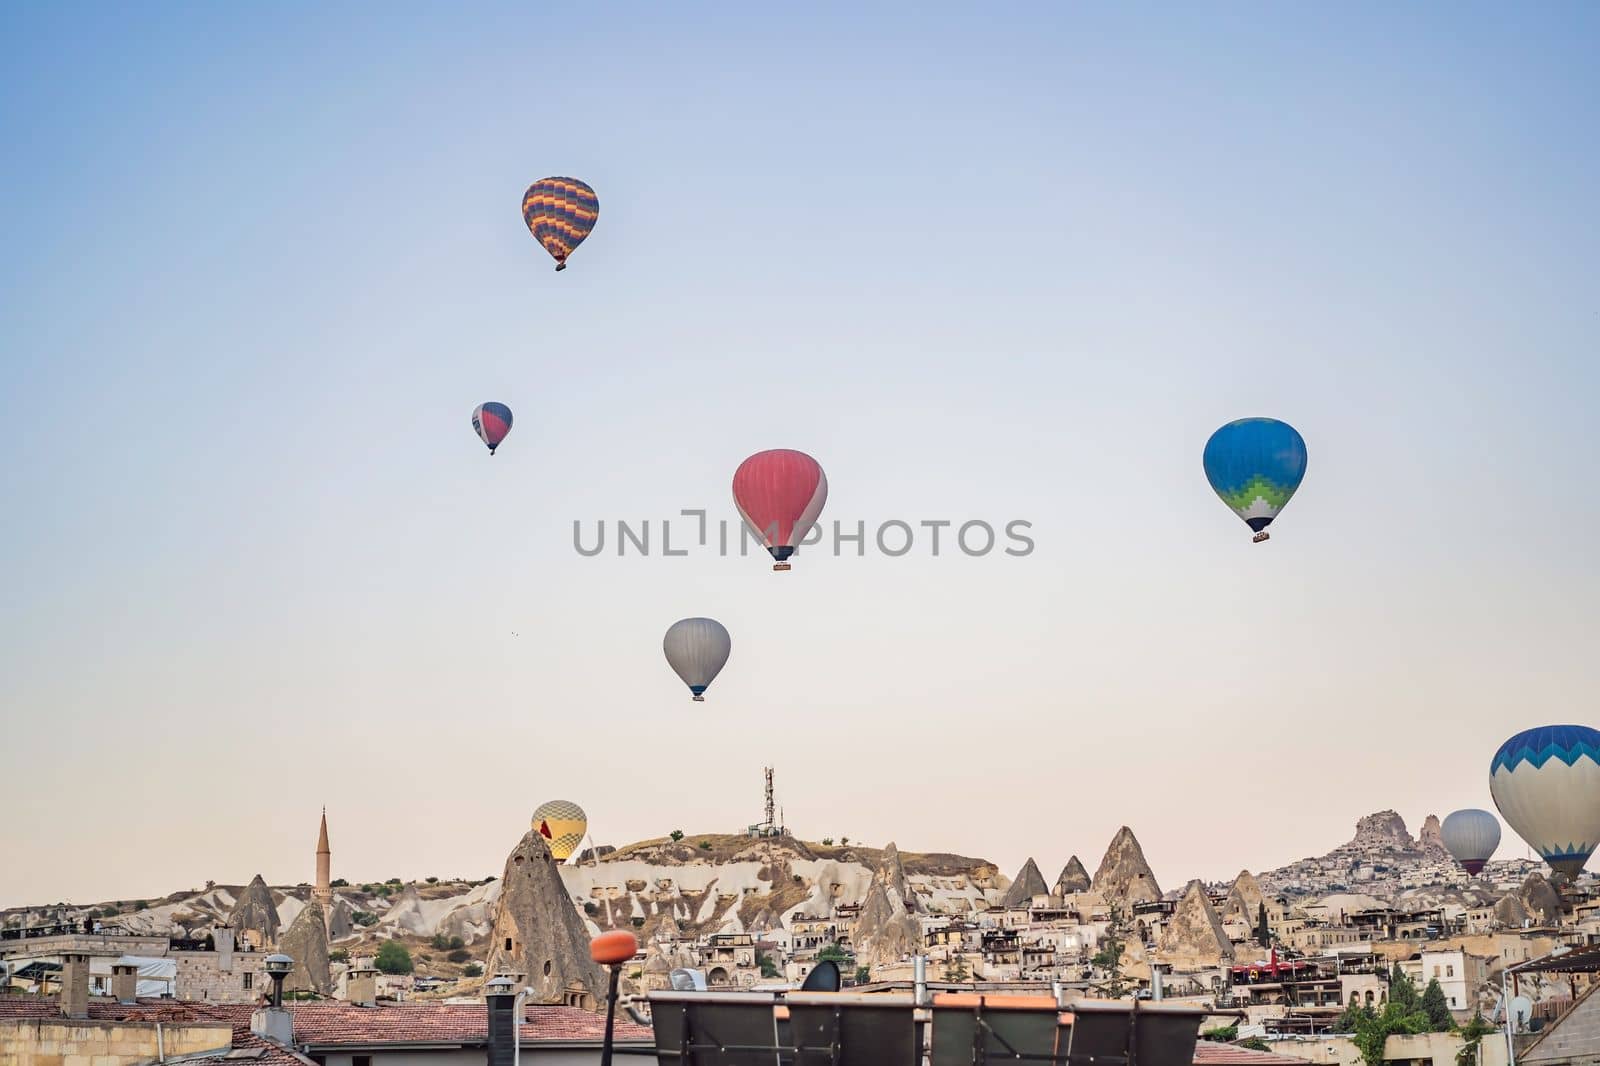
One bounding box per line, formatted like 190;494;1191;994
1490;725;1600;879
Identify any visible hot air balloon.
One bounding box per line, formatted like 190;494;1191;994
532;799;587;862
663;617;731;701
1202;418;1308;543
1490;725;1600;879
733;449;827;572
1441;809;1501;876
522;177;598;271
472;402;513;455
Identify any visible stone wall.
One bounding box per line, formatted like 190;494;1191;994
174;949;268;1003
0;1018;231;1066
1522;985;1600;1066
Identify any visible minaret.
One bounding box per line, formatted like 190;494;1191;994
313;807;333;917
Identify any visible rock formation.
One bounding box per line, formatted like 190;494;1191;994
1055;857;1090;897
1418;814;1448;859
852;843;922;970
377;884;431;937
326;898;355;941
227;875;280;947
1158;880;1235;967
1520;873;1562;925
1494;891;1531;927
1000;858;1048;909
1092;828;1162;908
1336;811;1419;855
278;904;332;995
1223;870;1265;923
484;828;607;1006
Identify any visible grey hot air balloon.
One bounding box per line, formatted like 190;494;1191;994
663;618;732;701
1440;809;1501;876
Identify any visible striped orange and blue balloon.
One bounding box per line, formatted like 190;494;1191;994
472;402;513;455
522;177;598;271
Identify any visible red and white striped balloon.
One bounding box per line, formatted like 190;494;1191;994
732;449;827;571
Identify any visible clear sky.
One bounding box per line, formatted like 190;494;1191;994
3;4;1599;906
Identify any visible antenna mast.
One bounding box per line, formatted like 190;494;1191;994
764;767;776;831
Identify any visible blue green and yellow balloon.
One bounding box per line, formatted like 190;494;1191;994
1203;418;1308;543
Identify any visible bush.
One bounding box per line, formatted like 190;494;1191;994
670;830;685;842
584;902;599;916
698;841;712;850
330;949;349;963
463;962;484;977
375;940;413;975
352;911;379;927
331;878;349;888
447;949;472;963
385;878;402;886
1239;1038;1271;1052
855;966;871;985
426;876;439;883
1201;1027;1239;1042
821;838;834;846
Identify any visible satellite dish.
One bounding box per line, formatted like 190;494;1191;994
1511;996;1533;1030
669;968;707;992
801;960;841;992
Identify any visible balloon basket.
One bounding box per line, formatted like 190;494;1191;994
772;562;791;572
555;262;567;272
1252;532;1270;543
692;695;705;702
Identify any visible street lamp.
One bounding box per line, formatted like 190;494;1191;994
263;954;293;1009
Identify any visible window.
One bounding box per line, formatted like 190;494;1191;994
505;938;513;952
1447;965;1454;977
243;973;253;990
1451;997;1458;1007
1433;966;1440;978
353;1058;372;1066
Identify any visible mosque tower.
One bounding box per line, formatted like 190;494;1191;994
313;807;333;916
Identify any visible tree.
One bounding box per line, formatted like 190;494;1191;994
375;940;414;975
352;911;379;927
447;949;472;963
329;948;350;963
1455;1012;1496;1066
463;962;484;978
821;838;834;846
855;966;871;985
698;841;712;850
1389;964;1419;1011
818;942;852;964
1421;978;1454;1032
1348;999;1430;1066
757;951;780;979
1201;1027;1239;1042
943;956;970;982
1256;903;1270;946
1091;937;1128;999
670;830;685;842
330;878;349;888
840;837;850;846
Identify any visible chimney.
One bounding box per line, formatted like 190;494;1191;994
347;965;379;1008
60;952;90;1018
484;976;523;1066
112;957;140;1005
214;927;235;972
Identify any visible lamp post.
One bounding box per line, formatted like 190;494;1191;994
263;954;293;1009
591;931;639;1066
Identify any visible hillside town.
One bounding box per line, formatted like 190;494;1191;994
5;792;1600;1066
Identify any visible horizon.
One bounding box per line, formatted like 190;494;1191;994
4;4;1598;906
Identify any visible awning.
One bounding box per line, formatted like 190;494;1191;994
1510;943;1600;976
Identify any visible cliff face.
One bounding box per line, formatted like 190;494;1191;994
1000;859;1048;909
1223;870;1265;923
1092;828;1162;907
278;905;331;995
227;875;280;946
1419;815;1448;859
1336;811;1419;855
484;829;607;1006
1159;880;1234;968
1055;857;1090;896
852;843;922;970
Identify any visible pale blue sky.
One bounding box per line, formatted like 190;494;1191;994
3;4;1598;904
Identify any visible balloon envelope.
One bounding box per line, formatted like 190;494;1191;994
522;177;598;270
1440;809;1501;876
732;449;828;570
663;617;731;701
1490;725;1600;879
472;402;513;454
532;799;587;861
1202;418;1308;537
